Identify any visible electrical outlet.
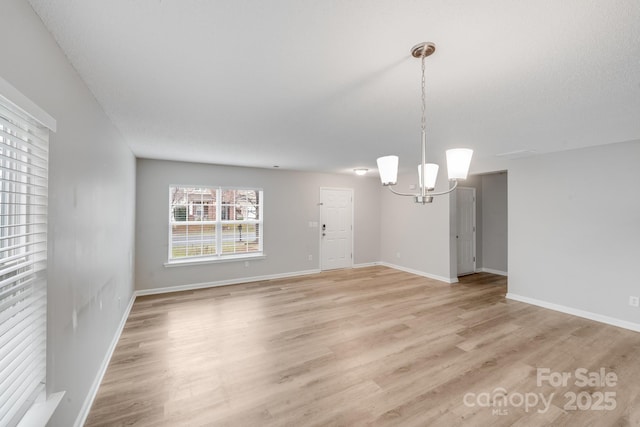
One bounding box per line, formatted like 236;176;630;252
244;261;249;267
396;252;401;259
629;296;639;307
308;255;313;261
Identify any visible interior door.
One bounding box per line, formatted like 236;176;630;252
320;188;353;270
457;187;476;276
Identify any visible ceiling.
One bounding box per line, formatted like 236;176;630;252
28;0;640;175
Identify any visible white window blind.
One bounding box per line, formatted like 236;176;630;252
0;95;50;427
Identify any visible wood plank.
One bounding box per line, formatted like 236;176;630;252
85;267;640;426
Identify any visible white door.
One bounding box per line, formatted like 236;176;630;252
320;188;353;270
457;187;476;276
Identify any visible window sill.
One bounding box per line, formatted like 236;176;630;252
17;391;65;427
164;253;266;267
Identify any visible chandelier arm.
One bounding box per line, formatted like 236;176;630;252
423;179;459;197
386;180;459;198
386;186;417;197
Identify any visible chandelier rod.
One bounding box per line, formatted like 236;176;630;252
420;50;427;200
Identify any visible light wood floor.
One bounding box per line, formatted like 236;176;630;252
85;267;640;426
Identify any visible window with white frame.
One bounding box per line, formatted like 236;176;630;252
0;90;52;426
169;186;263;261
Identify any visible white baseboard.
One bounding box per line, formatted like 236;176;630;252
379;262;458;284
478;267;508;276
353;262;380;269
135;269;322;296
74;292;137;427
506;293;640;333
138;262;464;296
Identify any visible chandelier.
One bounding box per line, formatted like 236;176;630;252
376;42;473;204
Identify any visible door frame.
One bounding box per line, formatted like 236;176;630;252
456;186;477;276
319;187;354;271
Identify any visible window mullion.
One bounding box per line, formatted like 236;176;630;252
216;188;222;256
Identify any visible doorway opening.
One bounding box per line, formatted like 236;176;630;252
455;171;508;278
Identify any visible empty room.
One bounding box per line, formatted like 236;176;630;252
1;0;639;426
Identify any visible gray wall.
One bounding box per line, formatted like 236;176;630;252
135;159;380;292
378;167;454;282
481;172;508;273
509;140;640;325
377;163;507;282
1;1;137;425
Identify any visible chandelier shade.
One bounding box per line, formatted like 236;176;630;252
446;148;473;180
417;163;439;190
376;155;399;185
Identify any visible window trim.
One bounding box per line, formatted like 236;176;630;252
0;76;56;132
167;186;264;265
164;253;266;268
